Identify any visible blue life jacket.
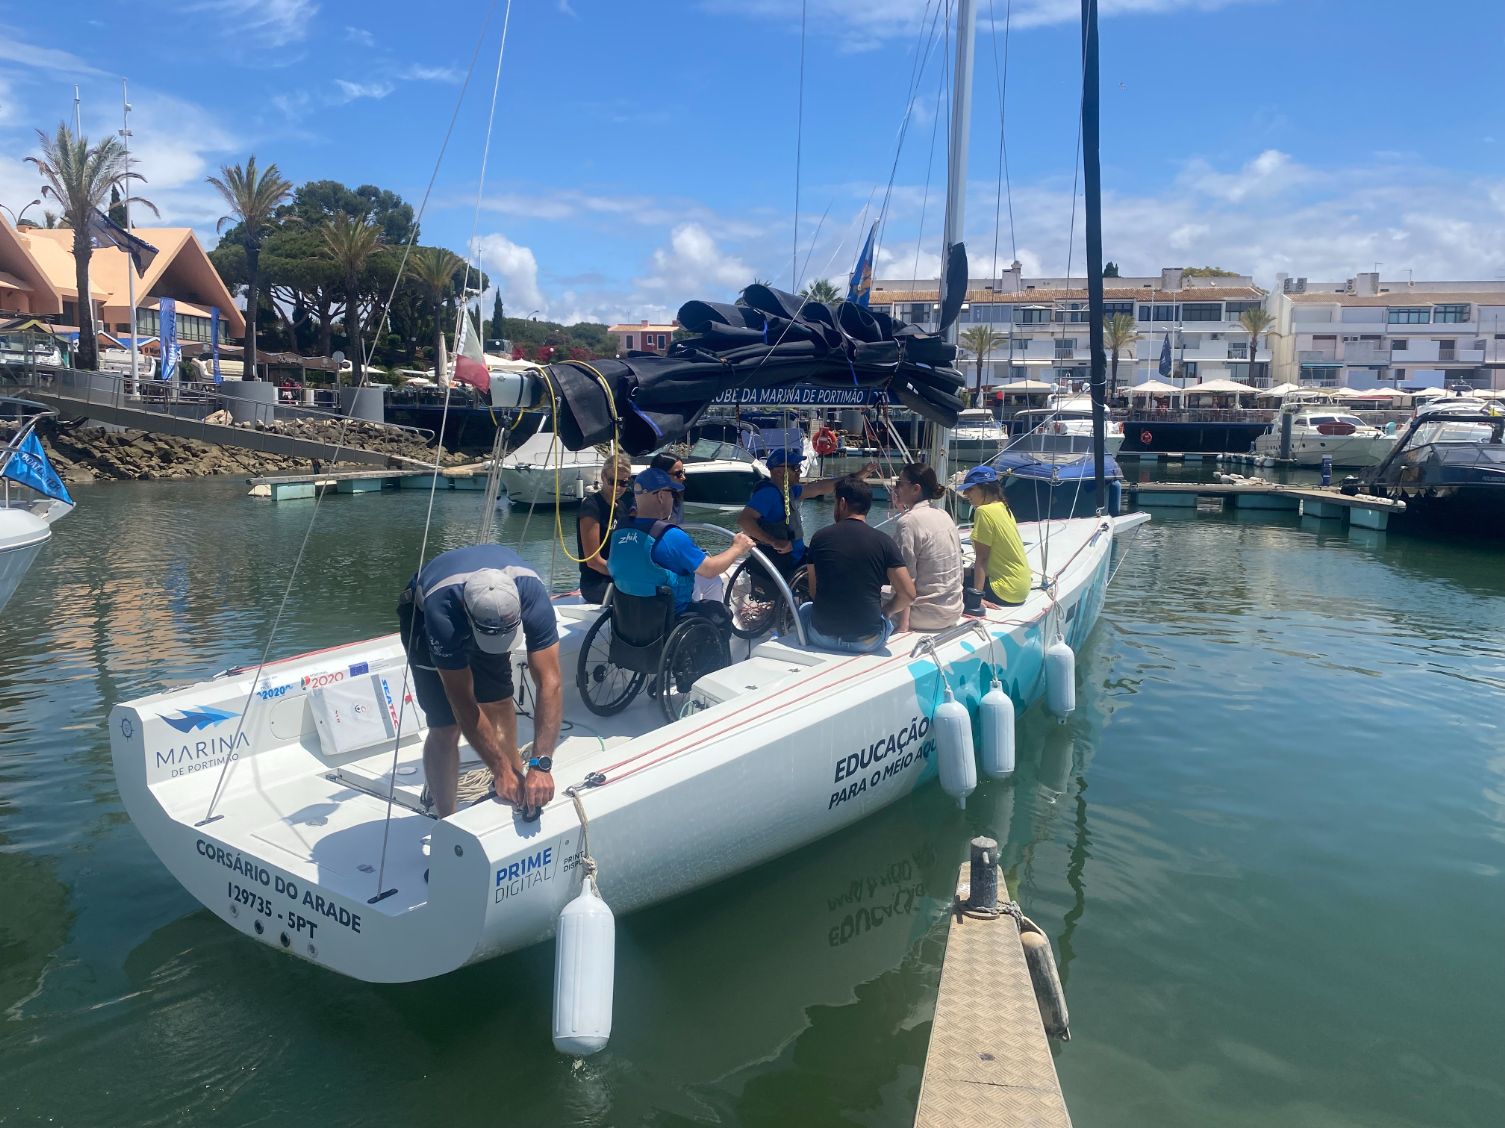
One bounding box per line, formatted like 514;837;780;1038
608;518;694;609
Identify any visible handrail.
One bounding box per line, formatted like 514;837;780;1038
910;617;995;659
683;521;808;647
0;396;59;480
0;366;436;444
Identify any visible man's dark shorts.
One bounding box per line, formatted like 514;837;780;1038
397;587;514;729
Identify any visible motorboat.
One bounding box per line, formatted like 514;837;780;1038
948;407;1007;461
1009;400;1124;458
958;412;1124;522
673;436;768;509
1251;404;1396;468
0;398;75;612
497;427;605;506
1413;394;1505;419
1359;410;1505;536
108;509;1145;983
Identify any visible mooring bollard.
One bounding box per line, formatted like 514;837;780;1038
967;836;998;911
1321;453;1333;486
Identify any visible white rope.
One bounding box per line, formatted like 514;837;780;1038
197;4;501;827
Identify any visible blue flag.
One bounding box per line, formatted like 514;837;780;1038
3;430;74;506
210;305;222;383
1158;333;1172;378
158;297;180;382
847;223;877;308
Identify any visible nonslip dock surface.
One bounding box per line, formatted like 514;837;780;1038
914;867;1071;1128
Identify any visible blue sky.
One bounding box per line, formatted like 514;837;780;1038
1;0;1502;325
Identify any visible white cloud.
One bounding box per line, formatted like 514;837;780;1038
403;64;463;83
344;25;375;47
0;30;104;77
640;223;754;296
332;79;395;103
188;0;317;47
558;0;579;16
473;233;546;316
1181;148;1312;204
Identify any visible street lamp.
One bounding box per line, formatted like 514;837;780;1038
0;200;40;225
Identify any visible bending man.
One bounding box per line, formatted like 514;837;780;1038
397;545;561;819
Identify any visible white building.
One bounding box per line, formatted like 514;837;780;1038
1269;273;1505;392
868;265;1271;390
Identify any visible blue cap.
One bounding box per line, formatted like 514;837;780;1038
635;467;684;492
960;464;1000;490
765;448;806;469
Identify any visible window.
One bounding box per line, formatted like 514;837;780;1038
1224;301;1261;320
625;335;634;350
1103;301;1134;317
1182;361;1199;379
1153;304;1177;322
1054;339;1076;356
1017;307;1050;324
1388;308;1430;324
1391;339;1407;351
1138;305;1152;322
1432;304;1470;323
1182;303;1222;322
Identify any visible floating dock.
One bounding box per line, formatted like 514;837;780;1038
249;464;492;501
1126;481;1404;529
915;855;1072;1128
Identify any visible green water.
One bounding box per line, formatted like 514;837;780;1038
1;480;1502;1127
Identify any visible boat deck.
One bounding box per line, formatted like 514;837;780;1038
915;864;1072;1127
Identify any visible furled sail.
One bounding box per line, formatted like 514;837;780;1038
527;285;967;455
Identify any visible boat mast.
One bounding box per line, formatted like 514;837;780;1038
1080;0;1108;503
929;0;979;481
121;80;140;393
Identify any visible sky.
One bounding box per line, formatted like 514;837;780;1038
1;0;1503;326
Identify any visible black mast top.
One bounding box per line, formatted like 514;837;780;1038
1080;0;1108;506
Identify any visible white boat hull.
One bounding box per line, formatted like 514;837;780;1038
497;464;598;506
1251;431;1395;468
110;514;1144;983
0;508;50;612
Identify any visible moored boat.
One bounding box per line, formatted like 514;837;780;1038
1252;403;1395;467
1359;410;1505;536
0;397;75;612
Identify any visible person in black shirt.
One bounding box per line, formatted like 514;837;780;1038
576;453;635;603
800;476;916;654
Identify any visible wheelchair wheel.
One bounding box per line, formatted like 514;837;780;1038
725;559;808;639
656;616;731;724
575;610;646;716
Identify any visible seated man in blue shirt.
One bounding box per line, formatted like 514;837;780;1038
397;544;561;819
738;449;878;577
609;467;754;613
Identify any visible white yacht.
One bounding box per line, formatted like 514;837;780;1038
949;408;1007;461
0;399;75;612
1252;406;1396;468
497;427;605;506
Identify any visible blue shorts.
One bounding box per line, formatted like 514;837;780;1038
397;589;514;729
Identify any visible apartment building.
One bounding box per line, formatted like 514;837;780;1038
1268;273;1505;392
868;265;1270;388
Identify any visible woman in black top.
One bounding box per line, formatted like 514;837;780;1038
577;453;635;603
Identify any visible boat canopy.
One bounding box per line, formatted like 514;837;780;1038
523;284;965;455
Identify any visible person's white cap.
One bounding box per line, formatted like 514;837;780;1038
463;570;522;654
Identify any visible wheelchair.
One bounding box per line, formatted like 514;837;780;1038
723;557;810;639
575;588;733;724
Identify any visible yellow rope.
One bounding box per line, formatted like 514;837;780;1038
546;362;621;566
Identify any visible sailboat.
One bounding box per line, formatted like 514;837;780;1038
0;398;75;612
109;0;1144;987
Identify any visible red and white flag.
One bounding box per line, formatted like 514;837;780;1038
452;311;490;394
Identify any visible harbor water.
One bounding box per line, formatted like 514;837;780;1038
1;479;1502;1127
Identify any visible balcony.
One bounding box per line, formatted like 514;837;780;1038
1298;350;1338;364
1342;343;1390;365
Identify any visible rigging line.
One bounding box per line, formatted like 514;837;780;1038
876;0;946;252
374;0;518;899
986;0;1017;281
908;5;950;289
198;3;500;826
793;0;807;291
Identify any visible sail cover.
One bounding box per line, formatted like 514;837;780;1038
527;285;966;454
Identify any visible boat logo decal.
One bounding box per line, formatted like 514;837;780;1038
161;705;239;733
303;670;346;690
119;716;134;738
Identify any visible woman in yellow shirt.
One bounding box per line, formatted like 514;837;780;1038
959;465;1031;606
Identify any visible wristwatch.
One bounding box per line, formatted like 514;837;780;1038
527;756;553;773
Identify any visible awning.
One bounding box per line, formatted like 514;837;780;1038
1186;378;1258;395
1127;379;1183;395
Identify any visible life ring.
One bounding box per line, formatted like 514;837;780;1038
813;427;839;456
1139;429;1154;445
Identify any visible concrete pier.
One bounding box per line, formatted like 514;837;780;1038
914;864;1072;1127
249;463;491;501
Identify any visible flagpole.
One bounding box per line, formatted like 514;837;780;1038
120;79;140;397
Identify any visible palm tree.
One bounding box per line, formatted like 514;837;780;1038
320;213;383;384
26;123;156;370
410;246;463;376
799;278;842;304
1238;308;1276;386
207;156;293;381
1103;312;1139;396
960;325;1008;395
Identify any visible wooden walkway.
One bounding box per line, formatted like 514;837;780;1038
1125;481;1404;528
915;863;1072;1128
248;463;492;500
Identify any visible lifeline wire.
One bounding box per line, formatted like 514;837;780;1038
792;0;807;291
197;1;502;827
